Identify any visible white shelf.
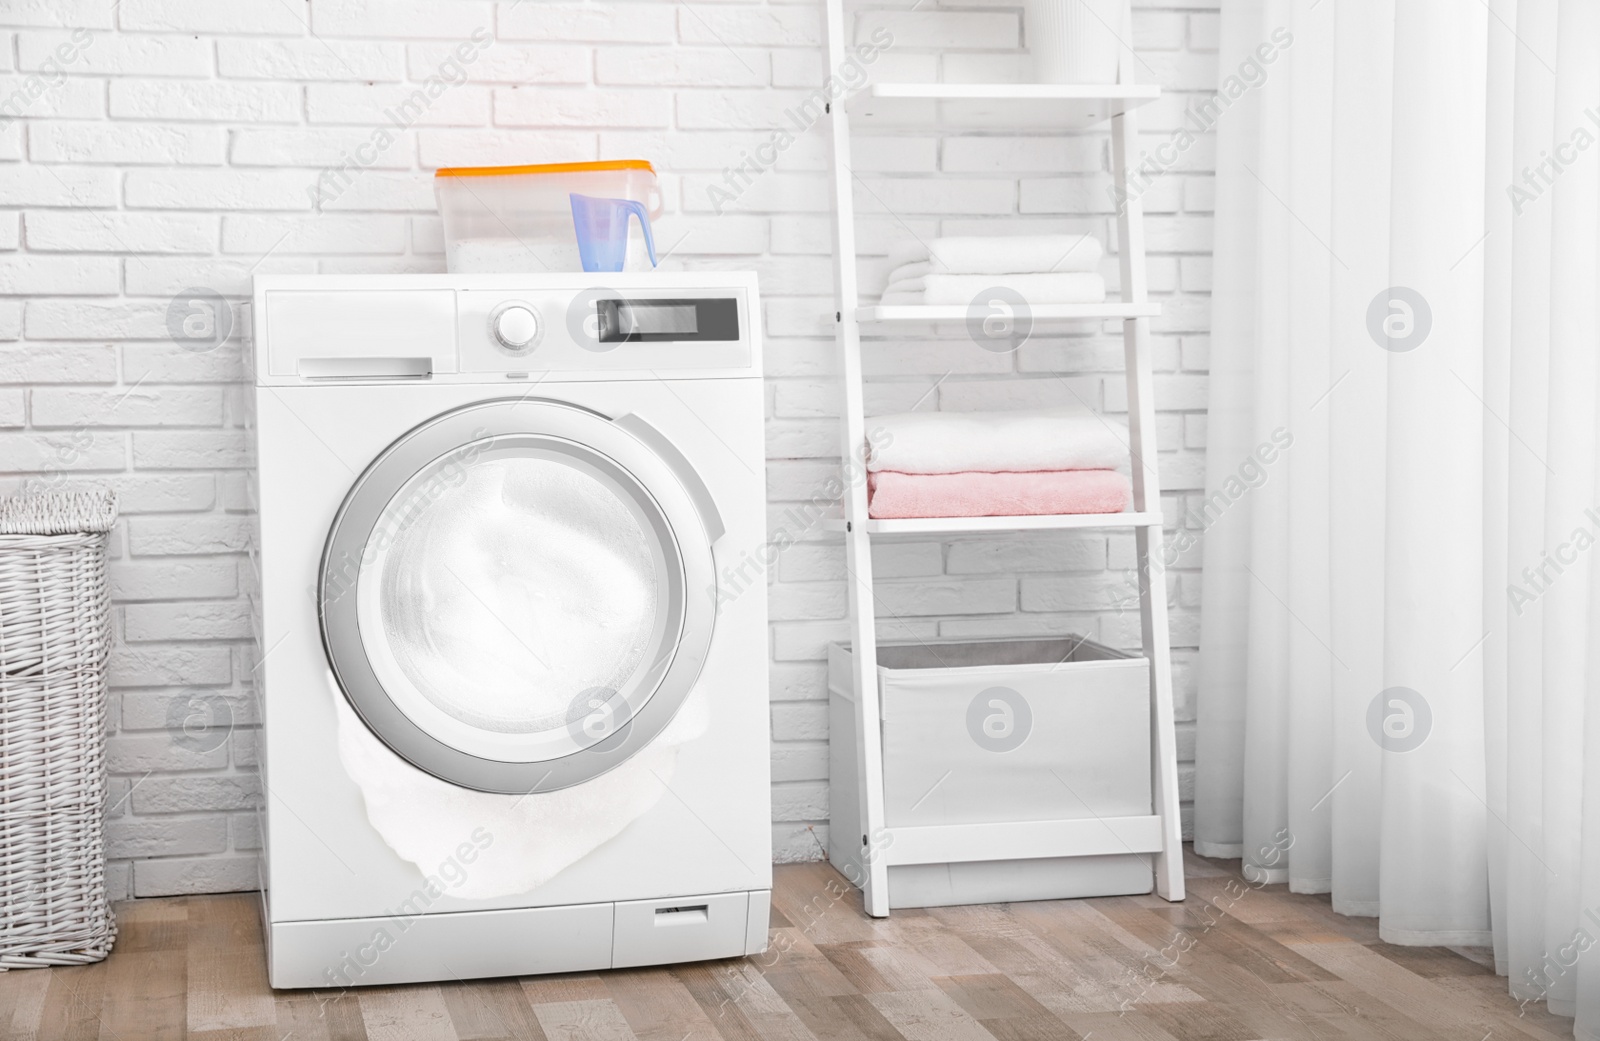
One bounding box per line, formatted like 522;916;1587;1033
847;82;1159;131
822;0;1186;915
857;302;1160;323
883;815;1165;867
824;511;1163;536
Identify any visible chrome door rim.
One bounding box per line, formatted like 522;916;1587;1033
319;398;717;794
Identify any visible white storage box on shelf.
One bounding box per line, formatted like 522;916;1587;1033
828;636;1154;909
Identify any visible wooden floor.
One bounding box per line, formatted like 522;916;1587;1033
0;849;1570;1041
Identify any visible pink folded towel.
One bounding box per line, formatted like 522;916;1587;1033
867;470;1133;519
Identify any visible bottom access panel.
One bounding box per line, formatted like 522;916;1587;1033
886;855;1152;909
267;889;771;990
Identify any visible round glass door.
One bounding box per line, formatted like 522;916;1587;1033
320;399;717;793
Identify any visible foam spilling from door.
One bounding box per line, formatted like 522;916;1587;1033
329;669;709;899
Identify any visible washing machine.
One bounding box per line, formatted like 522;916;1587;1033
245;272;771;989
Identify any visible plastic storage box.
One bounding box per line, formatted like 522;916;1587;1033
435;160;663;273
829;635;1153;908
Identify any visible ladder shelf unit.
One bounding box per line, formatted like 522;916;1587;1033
821;0;1186;917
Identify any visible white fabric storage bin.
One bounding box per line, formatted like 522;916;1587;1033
828;636;1154;907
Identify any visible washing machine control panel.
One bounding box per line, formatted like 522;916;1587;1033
456;286;752;378
253;276;760;383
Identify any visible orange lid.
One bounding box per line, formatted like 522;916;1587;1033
435;159;656;179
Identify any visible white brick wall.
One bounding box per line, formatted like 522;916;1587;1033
0;0;1217;899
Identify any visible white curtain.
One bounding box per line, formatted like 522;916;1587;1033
1195;0;1600;1033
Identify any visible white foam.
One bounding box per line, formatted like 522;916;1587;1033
332;669;709;899
374;457;658;734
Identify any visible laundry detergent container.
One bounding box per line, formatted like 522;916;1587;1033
828;636;1154;908
435;160;663;273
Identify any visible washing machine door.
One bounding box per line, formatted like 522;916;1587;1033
319;398;722;794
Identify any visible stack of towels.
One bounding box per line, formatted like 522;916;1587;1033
864;409;1133;519
879;234;1106;305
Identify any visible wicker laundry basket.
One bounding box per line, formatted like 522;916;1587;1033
0;489;117;969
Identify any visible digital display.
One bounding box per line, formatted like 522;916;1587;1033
619;303;697;335
597;297;740;343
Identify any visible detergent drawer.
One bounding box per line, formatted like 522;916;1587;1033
263;288;458;378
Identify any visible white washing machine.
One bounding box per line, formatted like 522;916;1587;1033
245;273;771;989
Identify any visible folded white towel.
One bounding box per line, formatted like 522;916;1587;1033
886;234;1104;275
879;272;1106;306
885;240;931;270
865;408;1131;474
886;260;932;283
938;234;1103;274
